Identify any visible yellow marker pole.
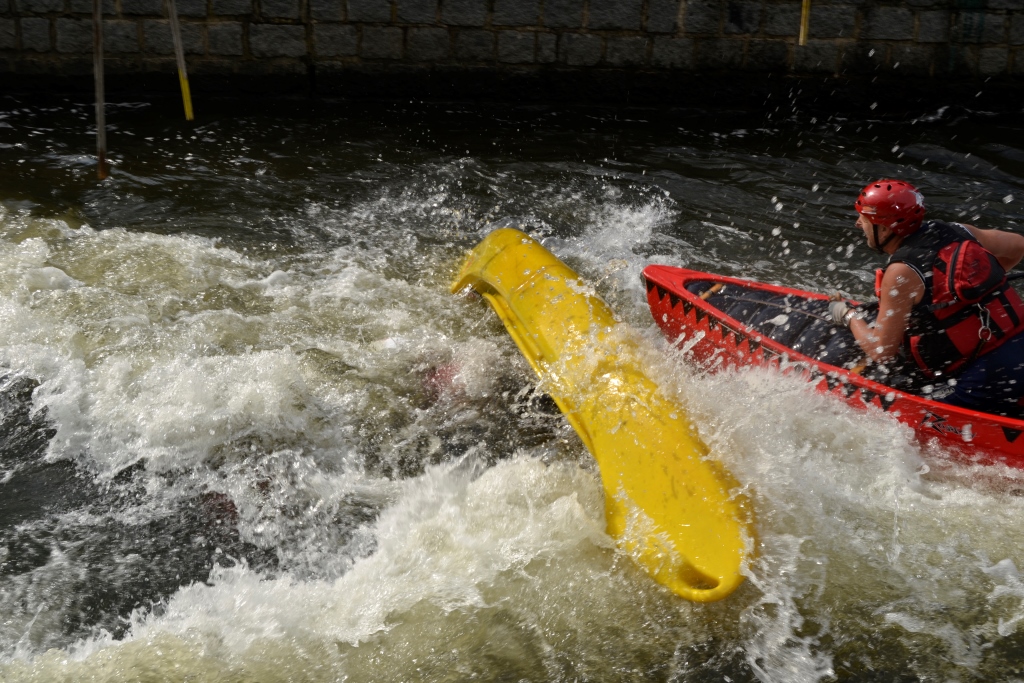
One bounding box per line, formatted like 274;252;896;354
92;0;108;179
166;0;194;120
798;0;811;46
453;229;754;602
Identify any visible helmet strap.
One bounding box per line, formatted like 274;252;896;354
870;223;896;254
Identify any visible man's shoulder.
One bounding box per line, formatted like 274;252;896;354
881;260;928;296
883;260;922;281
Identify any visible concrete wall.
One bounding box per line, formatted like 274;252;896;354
1;0;1023;90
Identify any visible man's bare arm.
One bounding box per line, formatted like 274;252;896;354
849;262;924;362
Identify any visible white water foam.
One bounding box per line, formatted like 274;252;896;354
4;182;1024;682
2;455;662;680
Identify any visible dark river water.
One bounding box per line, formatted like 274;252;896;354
2;91;1024;682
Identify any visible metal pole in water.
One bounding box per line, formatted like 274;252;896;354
166;0;194;120
798;0;811;46
92;0;108;179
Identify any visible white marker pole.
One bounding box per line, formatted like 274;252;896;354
93;0;108;179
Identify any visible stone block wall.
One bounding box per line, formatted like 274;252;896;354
1;0;1023;87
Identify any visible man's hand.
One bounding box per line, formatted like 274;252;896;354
829;300;853;327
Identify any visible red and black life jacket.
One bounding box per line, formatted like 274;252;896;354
874;220;1024;377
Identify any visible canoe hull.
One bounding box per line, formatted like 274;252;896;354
454;230;754;602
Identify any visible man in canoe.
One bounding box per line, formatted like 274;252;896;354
828;179;1024;416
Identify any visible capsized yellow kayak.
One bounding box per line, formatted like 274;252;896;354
452;228;753;602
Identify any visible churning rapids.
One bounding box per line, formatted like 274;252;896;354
2;93;1024;682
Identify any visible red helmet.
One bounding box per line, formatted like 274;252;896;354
854;179;925;236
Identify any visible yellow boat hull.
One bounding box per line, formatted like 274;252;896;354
452;228;753;602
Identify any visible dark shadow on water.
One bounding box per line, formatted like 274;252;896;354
0;374;277;647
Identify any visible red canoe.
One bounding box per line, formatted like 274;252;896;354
642;265;1024;468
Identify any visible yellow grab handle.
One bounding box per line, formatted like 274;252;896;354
453;229;753;602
